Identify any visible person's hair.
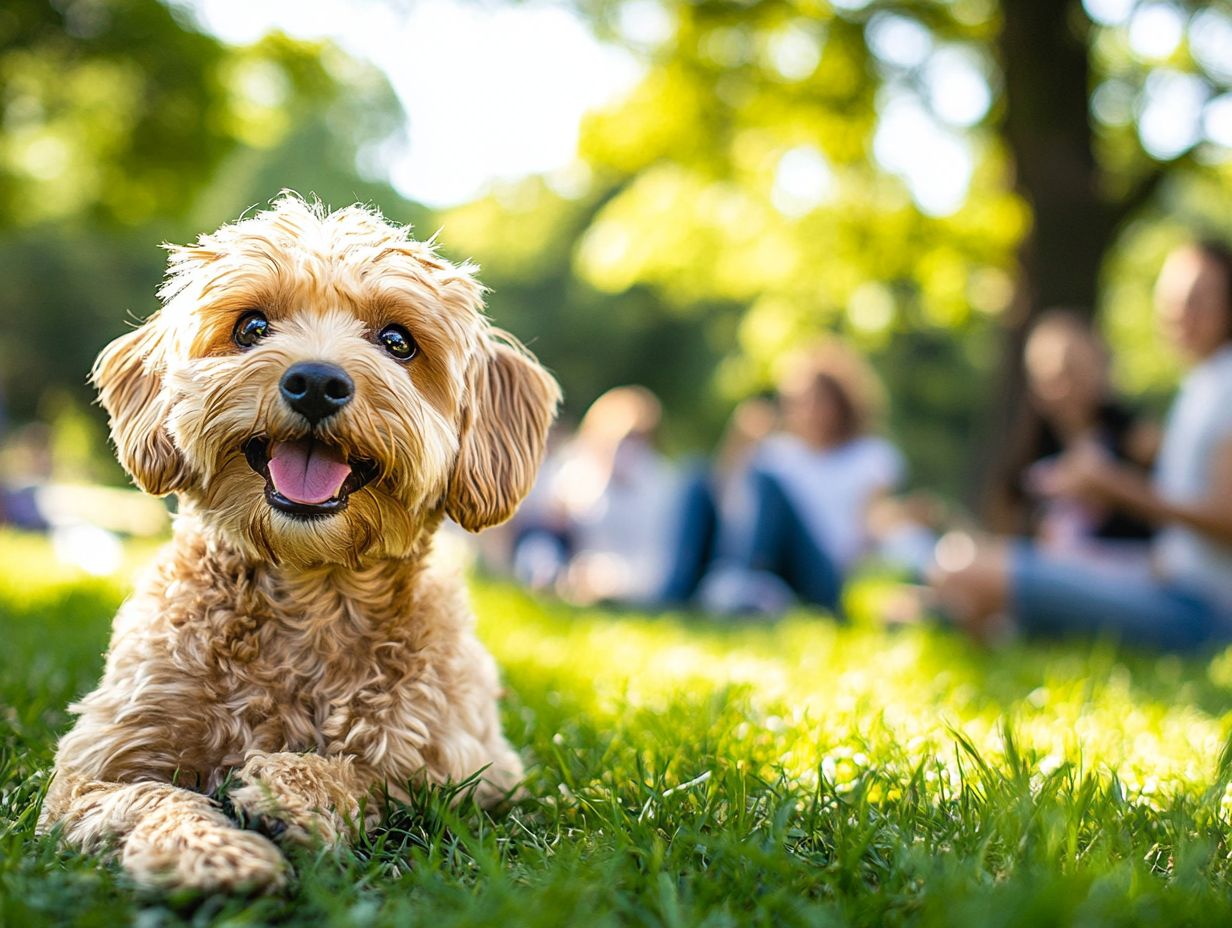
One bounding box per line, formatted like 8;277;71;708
778;340;886;443
576;385;662;447
813;373;858;442
1193;239;1232;342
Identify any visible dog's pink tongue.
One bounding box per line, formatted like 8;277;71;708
268;440;351;505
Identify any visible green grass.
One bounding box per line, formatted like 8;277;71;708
4;529;1232;926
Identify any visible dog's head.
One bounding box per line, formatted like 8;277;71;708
93;195;560;565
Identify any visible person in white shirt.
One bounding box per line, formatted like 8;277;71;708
699;341;906;615
932;240;1232;650
515;385;682;606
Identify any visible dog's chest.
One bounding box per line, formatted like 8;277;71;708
207;611;415;762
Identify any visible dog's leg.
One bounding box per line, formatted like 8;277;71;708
40;773;287;891
226;752;375;847
465;733;526;808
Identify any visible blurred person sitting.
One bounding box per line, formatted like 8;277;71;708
700;341;906;616
658;396;779;604
0;420;53;531
513;386;682;605
989;309;1157;565
932;240;1232;651
478;417;574;581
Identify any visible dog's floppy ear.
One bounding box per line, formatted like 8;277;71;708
446;334;560;532
91;313;188;496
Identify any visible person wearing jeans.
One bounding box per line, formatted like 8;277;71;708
696;342;905;617
933;240;1232;651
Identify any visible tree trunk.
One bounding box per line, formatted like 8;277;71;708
978;0;1128;527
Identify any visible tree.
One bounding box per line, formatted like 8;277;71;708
1;0;239;226
440;177;745;449
561;0;1232;504
0;1;414;426
981;0;1232;519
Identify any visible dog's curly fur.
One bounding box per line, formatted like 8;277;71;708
37;195;560;891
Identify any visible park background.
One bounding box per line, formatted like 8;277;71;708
5;1;1232;926
1;0;1230;502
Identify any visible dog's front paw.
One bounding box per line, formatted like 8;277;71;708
122;815;288;893
226;781;343;846
225;752;365;847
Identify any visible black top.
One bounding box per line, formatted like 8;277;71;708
1017;402;1155;541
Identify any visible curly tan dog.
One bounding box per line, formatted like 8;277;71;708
37;195;560;891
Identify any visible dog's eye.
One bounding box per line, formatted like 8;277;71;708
233;311;270;349
378;324;418;361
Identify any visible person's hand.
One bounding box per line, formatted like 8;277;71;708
1035;440;1119;504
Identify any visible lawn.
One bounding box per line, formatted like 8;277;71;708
3;529;1232;926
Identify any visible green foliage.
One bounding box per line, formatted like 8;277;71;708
541;0;1029;486
554;0;1232;487
5;530;1232;925
573;0;1026;361
4;0;1231;497
0;2;418;428
440;178;744;448
567;0;1232;338
0;0;228;227
0;1;330;228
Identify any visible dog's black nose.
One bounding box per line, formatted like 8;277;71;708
280;362;354;423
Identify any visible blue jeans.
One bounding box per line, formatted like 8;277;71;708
1010;542;1232;652
659;470;719;604
737;469;843;613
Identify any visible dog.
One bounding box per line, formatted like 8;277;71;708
37;195;560;891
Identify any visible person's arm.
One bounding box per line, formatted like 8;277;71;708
860;441;910;542
1053;438;1232;545
1124;419;1163;468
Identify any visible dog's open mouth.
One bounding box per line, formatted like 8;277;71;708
243;437;379;519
